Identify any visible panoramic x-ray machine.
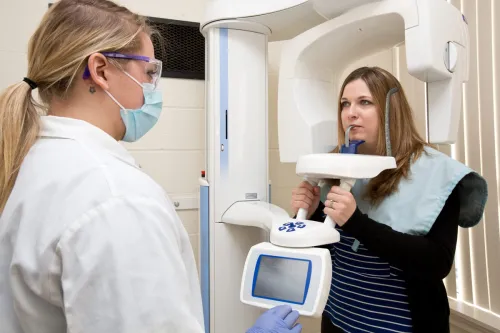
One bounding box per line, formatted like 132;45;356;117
199;0;469;332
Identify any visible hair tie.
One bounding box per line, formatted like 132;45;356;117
23;77;38;90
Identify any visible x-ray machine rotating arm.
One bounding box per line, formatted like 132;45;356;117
278;0;469;163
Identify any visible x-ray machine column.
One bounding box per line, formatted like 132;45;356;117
200;20;273;333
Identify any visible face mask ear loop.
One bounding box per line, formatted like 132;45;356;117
123;71;144;89
385;87;399;157
105;90;127;113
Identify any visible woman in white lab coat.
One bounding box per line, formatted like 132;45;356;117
0;1;302;332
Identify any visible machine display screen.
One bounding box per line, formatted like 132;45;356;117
252;255;311;305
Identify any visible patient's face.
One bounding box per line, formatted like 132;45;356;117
340;79;380;153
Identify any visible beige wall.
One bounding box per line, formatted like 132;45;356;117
0;1;47;88
118;0;207;271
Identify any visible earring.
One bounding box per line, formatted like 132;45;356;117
89;86;96;94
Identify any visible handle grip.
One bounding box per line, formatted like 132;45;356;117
296;208;308;221
323;178;356;227
296;178;319;221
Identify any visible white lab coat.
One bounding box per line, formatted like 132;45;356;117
0;116;205;333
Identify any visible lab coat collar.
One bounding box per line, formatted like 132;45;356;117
39;116;139;168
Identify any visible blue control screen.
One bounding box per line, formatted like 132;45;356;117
252;255;312;305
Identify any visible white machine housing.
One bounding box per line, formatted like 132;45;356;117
200;1;469;332
241;242;332;318
296;153;398;180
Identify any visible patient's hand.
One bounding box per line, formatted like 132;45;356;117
291;181;321;219
323;185;356;226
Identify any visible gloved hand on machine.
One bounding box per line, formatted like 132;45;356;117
247;305;303;333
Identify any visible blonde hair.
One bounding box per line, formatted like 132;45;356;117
0;0;155;212
334;66;429;204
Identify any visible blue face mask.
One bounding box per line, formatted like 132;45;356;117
105;72;163;142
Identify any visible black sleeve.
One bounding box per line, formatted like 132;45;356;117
293;202;327;222
309;201;327;222
340;186;460;281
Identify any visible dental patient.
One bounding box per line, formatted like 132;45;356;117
290;66;487;333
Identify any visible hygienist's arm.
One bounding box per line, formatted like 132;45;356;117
56;196;205;333
340;186;460;281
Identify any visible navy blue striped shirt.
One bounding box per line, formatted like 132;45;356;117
312;186;461;332
324;228;413;333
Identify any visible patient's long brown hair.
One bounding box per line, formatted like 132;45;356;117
334;67;429;205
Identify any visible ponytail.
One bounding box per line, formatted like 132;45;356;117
0;0;156;212
0;82;40;212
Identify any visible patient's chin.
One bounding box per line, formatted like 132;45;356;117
349;134;364;141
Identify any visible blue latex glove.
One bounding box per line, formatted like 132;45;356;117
247;305;302;333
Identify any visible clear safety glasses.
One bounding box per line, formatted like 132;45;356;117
83;52;163;89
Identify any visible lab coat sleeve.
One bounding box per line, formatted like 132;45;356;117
56;196;204;333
